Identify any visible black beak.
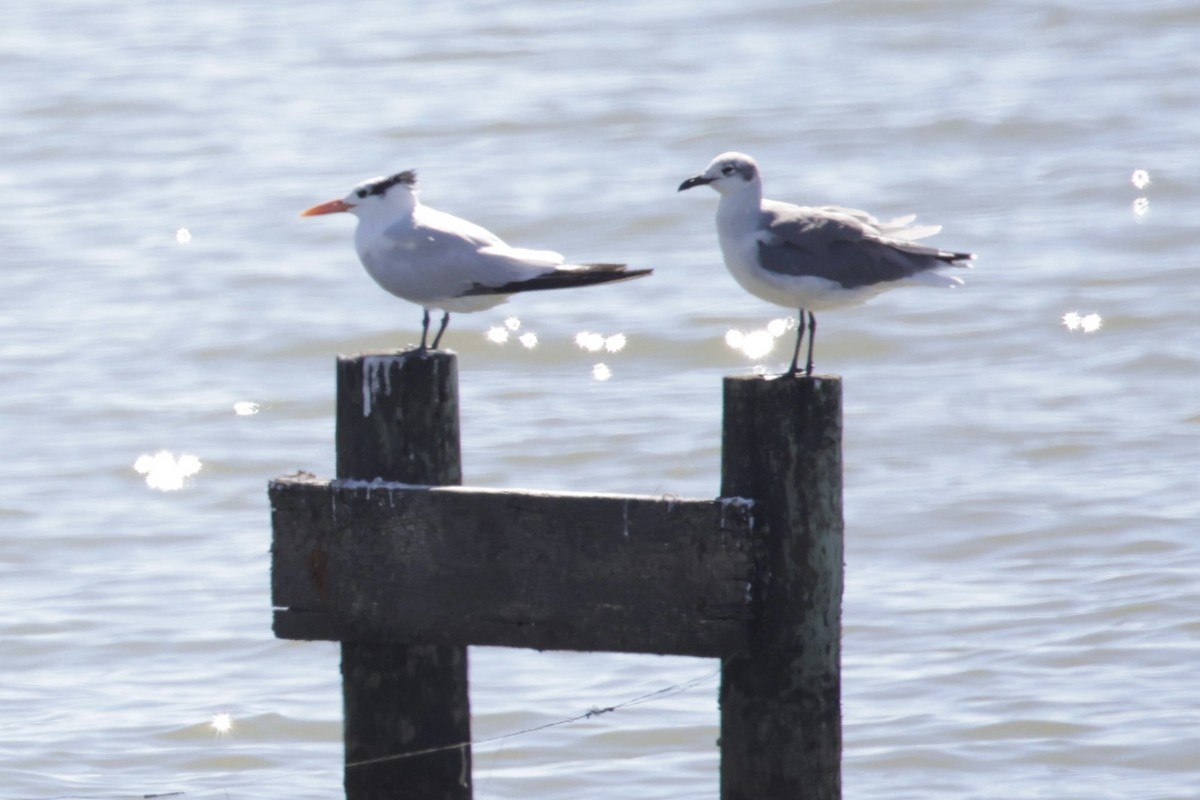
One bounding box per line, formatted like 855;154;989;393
677;175;713;192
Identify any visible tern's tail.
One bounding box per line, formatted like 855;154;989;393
462;264;652;297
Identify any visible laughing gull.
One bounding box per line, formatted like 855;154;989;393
679;152;973;376
302;170;651;349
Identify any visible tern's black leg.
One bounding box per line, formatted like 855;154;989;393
787;307;807;375
419;308;431;350
804;311;817;376
430;312;451;350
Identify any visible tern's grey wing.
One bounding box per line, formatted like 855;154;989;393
758;203;964;290
364;210;548;301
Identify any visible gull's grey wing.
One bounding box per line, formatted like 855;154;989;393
757;202;971;290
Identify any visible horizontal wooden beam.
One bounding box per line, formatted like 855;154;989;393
270;473;757;658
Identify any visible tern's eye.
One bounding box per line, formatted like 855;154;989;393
355;189;368;198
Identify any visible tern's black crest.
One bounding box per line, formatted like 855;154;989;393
359;169;418;198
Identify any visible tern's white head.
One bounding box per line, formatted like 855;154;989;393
300;169;419;219
677;152;761;197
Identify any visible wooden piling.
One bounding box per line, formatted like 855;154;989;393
334;351;470;800
270;355;845;799
719;374;844;800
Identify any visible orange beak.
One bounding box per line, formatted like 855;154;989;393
299;198;354;217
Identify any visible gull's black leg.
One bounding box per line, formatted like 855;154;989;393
430;312;451;350
787;307;806;375
419;308;431;350
805;312;817;376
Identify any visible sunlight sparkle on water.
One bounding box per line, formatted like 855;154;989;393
134;451;202;491
175;228;192;244
1132;197;1149;218
592;363;613;381
725;317;794;361
604;334;626;353
766;317;794;337
233;401;260;416
1062;311;1102;333
725;329;776;360
1131;169;1151;189
211;712;233;738
489;318;537;347
575;331;605;352
575;331;627;353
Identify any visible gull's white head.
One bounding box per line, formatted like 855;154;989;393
300;169;419;218
678;152;761;197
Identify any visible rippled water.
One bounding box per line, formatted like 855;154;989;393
3;1;1198;798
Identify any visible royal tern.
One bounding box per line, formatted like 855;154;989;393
679;152;973;376
302;170;651;349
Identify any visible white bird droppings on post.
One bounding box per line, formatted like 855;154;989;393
361;356;398;417
719;495;757;532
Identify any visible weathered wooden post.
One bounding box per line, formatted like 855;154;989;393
270;353;843;800
334;352;470;800
720;374;843;799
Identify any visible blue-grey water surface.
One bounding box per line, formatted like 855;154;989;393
2;1;1198;798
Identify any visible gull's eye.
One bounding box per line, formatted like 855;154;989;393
721;165;736;176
